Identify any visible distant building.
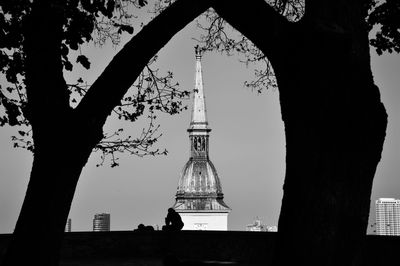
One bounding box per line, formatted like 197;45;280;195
266;225;278;232
246;219;265;231
246;218;277;232
65;218;72;232
93;213;110;232
172;47;230;231
375;198;400;236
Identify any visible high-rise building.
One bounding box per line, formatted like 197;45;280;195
375;198;400;236
172;47;231;231
93;213;110;232
65;218;72;232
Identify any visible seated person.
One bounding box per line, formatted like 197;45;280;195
162;208;184;231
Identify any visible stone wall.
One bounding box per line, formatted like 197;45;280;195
0;231;399;265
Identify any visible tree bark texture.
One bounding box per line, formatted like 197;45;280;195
213;0;387;265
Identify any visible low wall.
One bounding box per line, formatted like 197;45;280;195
0;231;399;265
61;231;277;264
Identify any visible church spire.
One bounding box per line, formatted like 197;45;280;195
189;45;209;130
188;46;211;159
172;46;230;231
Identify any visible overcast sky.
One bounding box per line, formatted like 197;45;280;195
0;8;399;233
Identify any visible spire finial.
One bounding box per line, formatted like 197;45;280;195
195;45;202;60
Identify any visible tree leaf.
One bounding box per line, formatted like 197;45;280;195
117;24;134;34
64;60;73;71
138;0;148;7
76;55;91;69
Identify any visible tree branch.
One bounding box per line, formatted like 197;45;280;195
76;0;212;128
210;0;294;66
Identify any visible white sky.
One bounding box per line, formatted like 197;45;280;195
0;8;399;233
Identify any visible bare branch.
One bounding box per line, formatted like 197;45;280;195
75;0;212;128
195;0;303;93
244;58;277;93
94;111;167;167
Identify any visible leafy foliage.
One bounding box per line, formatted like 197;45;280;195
0;0;190;166
368;0;400;55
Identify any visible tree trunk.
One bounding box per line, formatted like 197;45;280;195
2;2;103;265
212;1;387;265
271;3;387;266
2;1;213;265
1;128;97;266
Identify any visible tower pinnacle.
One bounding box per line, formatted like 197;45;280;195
190;46;209;131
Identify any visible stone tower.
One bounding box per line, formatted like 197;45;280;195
172;46;230;231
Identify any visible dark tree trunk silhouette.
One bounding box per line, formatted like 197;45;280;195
213;0;387;265
2;1;387;266
2;1;212;266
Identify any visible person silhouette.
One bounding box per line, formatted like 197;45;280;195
134;223;146;231
163;208;184;231
134;223;154;231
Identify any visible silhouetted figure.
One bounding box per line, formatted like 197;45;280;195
145;225;154;231
134;223;146;231
134;223;155;231
162;208;184;231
